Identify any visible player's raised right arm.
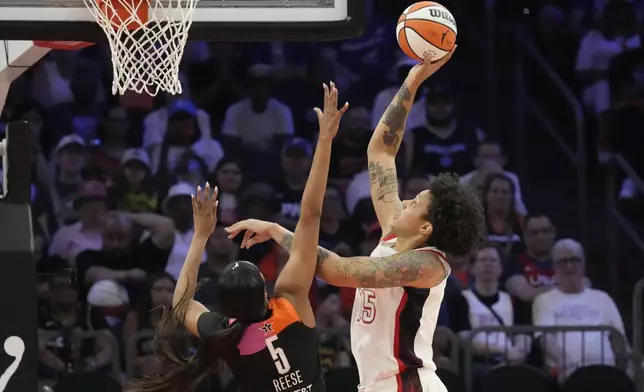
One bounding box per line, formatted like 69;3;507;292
368;49;456;234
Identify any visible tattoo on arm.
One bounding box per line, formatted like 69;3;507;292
368;161;399;204
381;83;412;150
335;251;447;288
278;232;331;267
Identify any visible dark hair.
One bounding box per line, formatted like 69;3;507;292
471;243;503;264
523;212;553;229
211;156;245;196
424;173;485;256
135;272;177;317
125;261;267;392
482;173;517;221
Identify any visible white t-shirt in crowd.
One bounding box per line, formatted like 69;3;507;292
221;98;294;151
576;30;641;72
533;288;625;371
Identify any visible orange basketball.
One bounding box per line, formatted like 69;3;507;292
396;1;457;62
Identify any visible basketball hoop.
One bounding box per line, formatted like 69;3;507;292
42;0;198;96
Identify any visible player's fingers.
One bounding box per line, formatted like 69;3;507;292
205;182;211;201
245;238;257;249
191;194;197;211
241;231;253;248
196;185;202;203
313;107;323;120
422;51;434;64
322;83;329;107
225;221;246;235
330;81;338;108
435;45;457;66
339;102;350;115
325;82;332;109
211;185;219;202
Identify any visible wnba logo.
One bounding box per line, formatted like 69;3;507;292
0;336;24;392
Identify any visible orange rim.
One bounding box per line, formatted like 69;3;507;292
98;0;149;30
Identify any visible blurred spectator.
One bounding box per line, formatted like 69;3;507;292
40;134;88;225
402;171;431;200
482;173;524;258
461;139;527;216
108;149;158;213
194;226;238;309
123;273;176;377
319;185;360;256
273;137;313;226
48;180;107;264
533;239;625;382
410;83;482;175
505;214;556;304
576;0;640;115
329;107;371;181
210;157;244;225
371;58;425;130
162;183;203;279
38;258;113;381
76;211;174;300
316;287;351;372
87;106;131;182
237;182;281;222
86;279;130;333
221;64;294;152
149;99;223;178
449;246;532;374
143;81;218;169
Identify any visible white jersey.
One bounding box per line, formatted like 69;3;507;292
350;234;450;392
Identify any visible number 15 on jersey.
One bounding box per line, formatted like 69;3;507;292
356;288;376;324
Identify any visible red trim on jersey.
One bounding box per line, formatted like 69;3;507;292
381;233;397;243
393;289;408;392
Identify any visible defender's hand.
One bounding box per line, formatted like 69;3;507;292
192;182;219;238
225;219;275;249
314;81;349;141
407;46;457;85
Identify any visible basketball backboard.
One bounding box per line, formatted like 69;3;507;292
0;0;365;41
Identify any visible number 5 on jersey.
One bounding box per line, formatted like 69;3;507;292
266;335;291;374
356;288;376;324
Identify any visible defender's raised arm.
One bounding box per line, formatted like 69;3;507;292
367;49;456;234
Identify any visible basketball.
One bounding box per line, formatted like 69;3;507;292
396;1;457;62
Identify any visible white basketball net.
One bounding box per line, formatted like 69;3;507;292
83;0;199;96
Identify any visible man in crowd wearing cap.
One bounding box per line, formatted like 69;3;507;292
410;82;483;176
272;137;313;228
33;134;88;227
48;180;108;264
221;64;294;153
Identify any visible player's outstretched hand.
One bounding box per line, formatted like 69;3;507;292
314;81;349;142
225;219;274;249
192;182;218;239
407;45;457;85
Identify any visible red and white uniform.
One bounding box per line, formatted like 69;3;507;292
351;234;450;392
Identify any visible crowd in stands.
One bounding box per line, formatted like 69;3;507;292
0;0;641;391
